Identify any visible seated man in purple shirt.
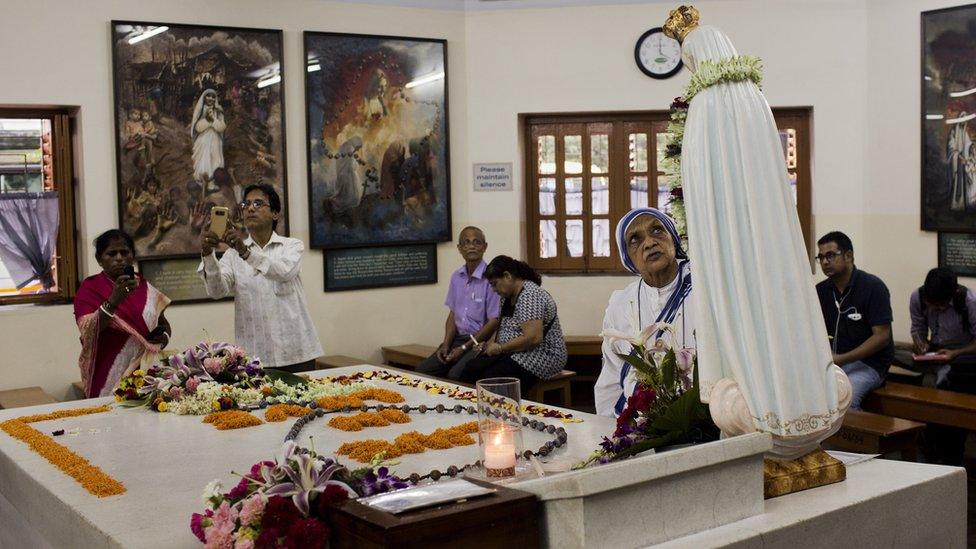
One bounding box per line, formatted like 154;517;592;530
911;268;976;366
418;226;501;380
911;267;976;465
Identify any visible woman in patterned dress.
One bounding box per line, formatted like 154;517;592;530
460;255;567;391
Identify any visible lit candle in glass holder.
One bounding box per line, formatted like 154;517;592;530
477;377;523;480
483;426;516;478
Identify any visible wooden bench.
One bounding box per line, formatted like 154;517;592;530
863;382;976;430
0;387;57;409
381;344;576;406
315;355;369;369
527;369;575;408
564;335;602;357
382;344;434;370
826;410;925;460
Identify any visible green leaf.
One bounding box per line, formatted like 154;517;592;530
650;386;702;433
262;368;308;387
616;350;656;379
661;349;676;390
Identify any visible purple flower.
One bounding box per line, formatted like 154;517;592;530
359;467;411;496
190;509;213;543
226;476;252;501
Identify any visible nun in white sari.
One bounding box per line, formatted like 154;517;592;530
190;89;226;191
594;207;696;417
664;6;850;460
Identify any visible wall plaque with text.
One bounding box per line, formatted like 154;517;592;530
324;244;437;292
939;232;976;278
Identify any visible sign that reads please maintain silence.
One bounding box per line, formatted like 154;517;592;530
473;163;513;191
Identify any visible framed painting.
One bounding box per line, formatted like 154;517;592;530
111;21;289;259
922;5;976;232
304;32;451;249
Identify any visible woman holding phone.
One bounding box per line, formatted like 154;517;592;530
74;230;171;397
198;184;322;372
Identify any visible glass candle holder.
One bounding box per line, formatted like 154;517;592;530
476;377;523;478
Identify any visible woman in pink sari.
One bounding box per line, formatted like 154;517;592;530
74;230;171;397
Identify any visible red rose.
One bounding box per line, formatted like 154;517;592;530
670;96;689;110
261;496;301;531
629;386;656;412
285;518;329;549
315;484;350;519
255;526;282;548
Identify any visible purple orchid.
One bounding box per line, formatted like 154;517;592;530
359;467;410;496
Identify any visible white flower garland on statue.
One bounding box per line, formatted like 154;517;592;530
662;55;763;239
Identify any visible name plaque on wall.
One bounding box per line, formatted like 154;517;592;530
939;232;976;278
325;244;437;292
473;163;512;192
139;257;226;304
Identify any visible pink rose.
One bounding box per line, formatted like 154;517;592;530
238;493;266;526
204;358;225;376
233;539;255;549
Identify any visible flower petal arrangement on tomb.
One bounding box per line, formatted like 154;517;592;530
0;405;125;497
317;369;584;423
576;322;719;468
113;340;372;415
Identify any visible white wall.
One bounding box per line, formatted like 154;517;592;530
861;0;976;339
0;0;466;399
0;0;966;398
463;0;871;337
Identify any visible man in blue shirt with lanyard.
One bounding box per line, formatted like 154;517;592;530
815;231;894;409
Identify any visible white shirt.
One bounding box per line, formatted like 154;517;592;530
594;275;697;417
198;232;323;368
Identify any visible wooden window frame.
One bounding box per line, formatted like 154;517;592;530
0;107;79;306
521;108;814;274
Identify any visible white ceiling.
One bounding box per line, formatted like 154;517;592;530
337;0;677;12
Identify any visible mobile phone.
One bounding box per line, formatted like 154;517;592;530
210;206;230;237
123;265;136;278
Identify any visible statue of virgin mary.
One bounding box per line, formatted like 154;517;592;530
664;6;852;460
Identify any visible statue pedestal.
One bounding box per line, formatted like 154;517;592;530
764;447;846;499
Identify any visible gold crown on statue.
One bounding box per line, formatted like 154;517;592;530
663;5;700;42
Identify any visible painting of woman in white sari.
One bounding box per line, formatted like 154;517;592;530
191;89;226;193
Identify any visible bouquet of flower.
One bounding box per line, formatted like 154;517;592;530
576;321;718;468
115;341;309;413
191;441;409;548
